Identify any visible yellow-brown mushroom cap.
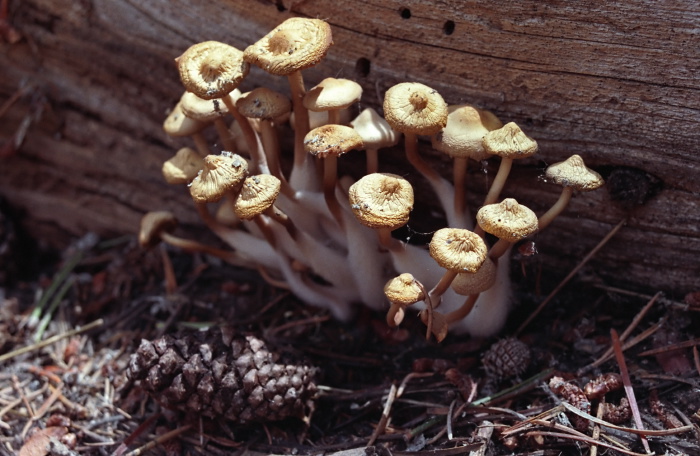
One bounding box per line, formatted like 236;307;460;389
163;103;206;137
348;173;414;230
350;108;401;150
432;105;503;160
429;228;488;273
243;18;333;76
162;147;204;185
483;122;538;159
384;273;425;305
188;151;249;204
477;198;539;240
234;174;281;220
139;211;178;248
303;124;364;159
383;82;448;136
545;154;604;191
236;87;291;120
303;77;362;112
450;257;497;295
179;91;232;122
177;41;249;100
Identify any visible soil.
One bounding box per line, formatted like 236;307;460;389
0;205;699;456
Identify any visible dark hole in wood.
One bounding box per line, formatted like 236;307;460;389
399;7;411;19
355;57;371;77
443;20;455;35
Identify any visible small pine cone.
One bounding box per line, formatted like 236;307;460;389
481;337;531;378
127;328;317;423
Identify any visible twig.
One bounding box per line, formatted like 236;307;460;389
594;284;696;311
524;431;648;456
367;383;397;446
637;337;700;357
611;329;651;454
516;218;626;335
122;424;192;456
0;319;104;363
590;399;605;456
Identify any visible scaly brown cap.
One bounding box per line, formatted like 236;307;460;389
234;174;281;220
383;82;448;136
477;198;538;240
303;77;362;112
179;91;233;122
483;122;538;159
384;273;425;305
139;211;178;248
450;257;497;295
429;228;488;273
244;18;333;76
545;154;604;191
189;151;249;204
303;124;364;159
177;41;249;100
350;108;401;150
236;87;291;120
432;104;503;161
162;147;204;184
163;102;206;137
349;173;414;230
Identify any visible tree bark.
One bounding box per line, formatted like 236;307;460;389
1;0;698;296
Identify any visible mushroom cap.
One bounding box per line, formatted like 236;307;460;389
348;173;414;230
303;124;364;159
236;87;291;120
243;18;333;76
139;211;178;248
303;77;362;112
234;174;281;220
162;147;204;184
350;107;401;150
429;228;488;273
188;151;249;204
179;90;235;122
384;273;425;305
177;41;249;100
450;257;497;295
545;154;605;191
432;104;503;161
383;82;448;136
477;198;539;240
163;102;206;137
483;122;538;159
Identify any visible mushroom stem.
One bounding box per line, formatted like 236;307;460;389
366;148;379;174
263;204;297;239
213;118;236;152
192;132;211;157
483;157;513;207
327;109;341;125
252;216;277;248
376;227;401;251
428;270;459;308
222;95;269;173
259;119;295;198
444;294;480;324
287;71;312;178
538;186;574;230
488;239;512;260
386;303;406;327
160;231;238;261
159;243;178;295
453;157;468;227
322;155;345;229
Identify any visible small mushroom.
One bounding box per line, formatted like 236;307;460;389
348;173;414;249
163;102;210;156
304;77;362;125
244;18;333;186
384;273;426;327
432;105;503;226
188;151;249;204
179;90;237;152
162;147;204;185
304;124;364;228
350;107;401;174
235;174;294;247
538;154;605;230
477;198;539;259
482;122;539;206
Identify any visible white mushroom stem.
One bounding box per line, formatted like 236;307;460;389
259;119;295;197
158;231;244;266
222;95;269;174
287;71;315;189
322;155;345;230
213;118;237;152
192;132;211;157
404;132;464;227
538;186;574;231
482;157;513;207
263;204;297;239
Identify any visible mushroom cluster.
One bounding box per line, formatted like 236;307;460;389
145;18;605;340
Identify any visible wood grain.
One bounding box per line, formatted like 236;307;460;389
0;0;698;296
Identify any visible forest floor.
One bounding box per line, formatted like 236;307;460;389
0;215;699;456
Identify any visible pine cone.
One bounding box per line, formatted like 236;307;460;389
127;328;317;423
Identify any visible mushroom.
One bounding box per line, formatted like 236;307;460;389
162;147;204;185
163;102;210;156
188;151;249;205
476;198;539;259
350;107;401;174
234;174;295;246
303;124;364;228
179;90;237;152
177;41;267;173
432;105;502;227
303;77;362;125
482;122;539;206
384;273;426;327
244;18;333;187
538;154;605;230
383;83;458;225
348;173;414;249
